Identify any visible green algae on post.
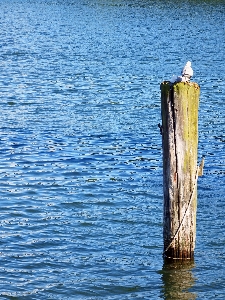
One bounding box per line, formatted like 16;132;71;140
160;81;200;259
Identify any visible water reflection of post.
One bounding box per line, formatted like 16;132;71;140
161;259;196;300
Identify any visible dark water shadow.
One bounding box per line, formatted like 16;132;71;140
160;259;196;300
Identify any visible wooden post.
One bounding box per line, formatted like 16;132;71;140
160;81;200;259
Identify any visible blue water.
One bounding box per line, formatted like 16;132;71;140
0;0;225;299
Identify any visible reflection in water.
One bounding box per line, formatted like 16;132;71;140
161;259;196;300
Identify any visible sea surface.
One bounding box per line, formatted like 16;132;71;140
0;0;225;299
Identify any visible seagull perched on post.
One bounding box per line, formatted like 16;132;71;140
181;61;193;81
169;61;194;83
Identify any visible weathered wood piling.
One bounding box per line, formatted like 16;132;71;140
160;81;200;259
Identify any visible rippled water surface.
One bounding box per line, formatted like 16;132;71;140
0;0;225;299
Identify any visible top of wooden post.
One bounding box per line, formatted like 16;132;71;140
160;81;200;91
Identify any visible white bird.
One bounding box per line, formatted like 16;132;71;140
181;61;193;81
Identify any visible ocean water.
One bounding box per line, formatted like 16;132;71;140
0;0;224;299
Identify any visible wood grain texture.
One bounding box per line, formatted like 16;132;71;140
161;81;200;259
